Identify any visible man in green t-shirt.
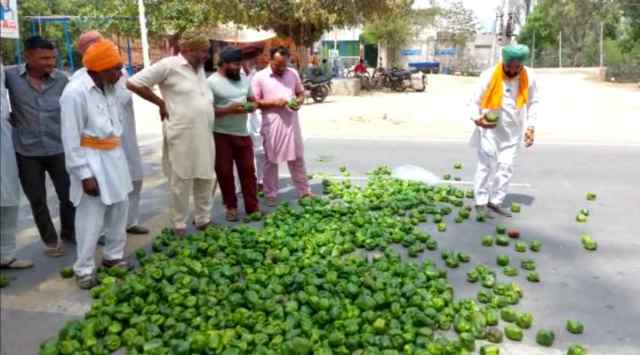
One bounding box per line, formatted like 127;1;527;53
208;46;260;221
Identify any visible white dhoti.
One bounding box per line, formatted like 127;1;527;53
74;195;128;276
168;169;215;229
1;61;21;264
468;65;539;206
127;180;143;228
472;130;519;205
0;206;19;264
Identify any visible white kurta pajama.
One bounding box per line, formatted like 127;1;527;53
469;66;539;206
60;72;133;277
73;68;144;228
129;55;216;229
1;62;21;264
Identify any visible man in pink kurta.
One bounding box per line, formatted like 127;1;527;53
251;46;311;206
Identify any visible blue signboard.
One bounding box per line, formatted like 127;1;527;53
435;48;457;56
400;48;422;56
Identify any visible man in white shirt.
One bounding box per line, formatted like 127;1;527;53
1;60;33;270
242;48;266;192
127;33;215;237
469;44;539;218
74;31;148;235
60;40;133;289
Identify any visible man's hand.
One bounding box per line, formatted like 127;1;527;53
158;101;169;121
230;103;247;114
525;128;535;147
474;117;497;129
82;177;100;197
8;112;18;127
274;98;288;108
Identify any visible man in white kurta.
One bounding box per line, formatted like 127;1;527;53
73;31;148;235
60;40;132;289
242;52;267;191
127;34;215;236
469;44;539;218
1;61;33;270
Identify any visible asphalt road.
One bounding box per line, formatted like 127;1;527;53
2;138;639;355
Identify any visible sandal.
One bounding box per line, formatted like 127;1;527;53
102;259;132;270
300;192;316;200
196;221;215;231
225;209;239;222
173;228;187;238
266;197;278;207
44;244;65;257
76;273;97;290
0;258;34;269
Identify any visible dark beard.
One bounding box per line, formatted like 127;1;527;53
225;71;241;81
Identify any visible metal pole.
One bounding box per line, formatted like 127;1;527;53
599;22;604;67
137;0;151;67
558;31;562;68
532;31;536;68
63;21;75;71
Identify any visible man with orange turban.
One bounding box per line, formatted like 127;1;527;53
73;31;148;236
469;44;540;218
60;39;133;289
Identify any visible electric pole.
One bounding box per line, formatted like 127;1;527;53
137;0;151;68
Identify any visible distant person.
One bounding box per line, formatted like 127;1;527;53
74;31;148;235
60;40;132;289
128;33;215;236
252;46;313;206
4;36;74;257
468;44;539;218
321;58;331;77
354;58;367;75
1;61;32;270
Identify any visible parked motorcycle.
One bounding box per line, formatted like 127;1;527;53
388;67;426;92
303;75;332;103
368;67;426;92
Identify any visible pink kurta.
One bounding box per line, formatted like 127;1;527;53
251;67;304;164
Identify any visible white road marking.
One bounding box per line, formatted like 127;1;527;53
278;174;532;188
303;135;640;147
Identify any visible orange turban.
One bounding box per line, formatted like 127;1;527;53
83;40;122;72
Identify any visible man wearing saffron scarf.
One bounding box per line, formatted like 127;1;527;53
60;40;133;289
469;44;539;218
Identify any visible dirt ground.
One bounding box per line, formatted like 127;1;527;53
298;72;640;145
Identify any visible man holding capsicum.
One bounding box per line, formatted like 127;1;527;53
251;46;313;207
207;46;260;222
468;44;540;218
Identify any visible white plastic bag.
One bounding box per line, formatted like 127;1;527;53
392;165;441;185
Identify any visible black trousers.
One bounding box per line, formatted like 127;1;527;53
15;153;75;246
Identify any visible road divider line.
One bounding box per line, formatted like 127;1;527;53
278;174;532;188
303;135;640;147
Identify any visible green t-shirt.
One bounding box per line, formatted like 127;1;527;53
207;72;253;136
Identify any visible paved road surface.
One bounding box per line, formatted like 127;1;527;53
2;138;639;355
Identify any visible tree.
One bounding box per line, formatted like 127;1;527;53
517;0;622;67
361;1;440;66
437;0;478;50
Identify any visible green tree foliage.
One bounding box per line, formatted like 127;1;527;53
361;1;442;66
518;0;624;67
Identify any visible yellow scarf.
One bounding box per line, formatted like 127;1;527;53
480;63;529;110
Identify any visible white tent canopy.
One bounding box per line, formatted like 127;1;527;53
207;23;277;43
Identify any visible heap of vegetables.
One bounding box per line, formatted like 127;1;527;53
40;166;586;355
